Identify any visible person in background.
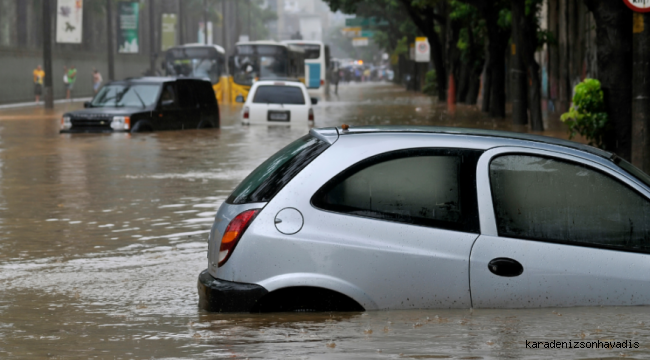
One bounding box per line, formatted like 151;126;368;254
92;68;103;94
33;65;45;103
67;65;77;100
331;67;340;95
63;66;69;99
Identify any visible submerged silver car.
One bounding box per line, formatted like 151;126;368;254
198;126;650;312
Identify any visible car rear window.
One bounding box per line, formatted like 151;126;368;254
226;134;330;204
253;85;305;105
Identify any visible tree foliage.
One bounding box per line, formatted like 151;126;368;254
561;79;609;148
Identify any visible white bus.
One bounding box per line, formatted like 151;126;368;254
282;40;330;92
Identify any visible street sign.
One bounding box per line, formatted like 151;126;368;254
624;0;650;12
352;37;369;47
415;37;430;62
361;30;375;38
341;27;361;37
56;0;83;43
345;17;389;27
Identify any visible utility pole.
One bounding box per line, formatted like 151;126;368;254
178;0;184;45
203;0;208;45
107;0;115;81
149;0;156;75
632;12;650;173
248;0;251;41
42;0;53;109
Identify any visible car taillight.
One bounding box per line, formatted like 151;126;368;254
243;106;250;119
320;79;324;86
218;209;260;267
308;108;314;121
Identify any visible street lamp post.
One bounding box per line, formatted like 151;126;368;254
42;0;53;109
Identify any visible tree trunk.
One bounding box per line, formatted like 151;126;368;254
457;63;471;103
482;60;492;112
430;32;448;101
584;0;633;160
485;12;507;117
513;0;544;130
632;12;650;172
528;60;544;131
511;0;528;125
466;66;481;105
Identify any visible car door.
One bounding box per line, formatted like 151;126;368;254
176;80;199;128
157;82;183;130
470;147;650;308
288;147;482;309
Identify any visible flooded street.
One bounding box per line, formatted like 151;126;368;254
2;82;649;359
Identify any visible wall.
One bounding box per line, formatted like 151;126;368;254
0;48;149;104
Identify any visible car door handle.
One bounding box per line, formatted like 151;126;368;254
487;258;524;277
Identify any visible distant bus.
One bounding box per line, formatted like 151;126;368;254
282;40;330;91
229;41;306;102
163;44;227;103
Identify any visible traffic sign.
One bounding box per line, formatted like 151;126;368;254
624;0;650;13
352;37;369;47
415;37;430;62
345;17;389;27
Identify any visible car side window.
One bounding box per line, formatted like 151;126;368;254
490;154;650;252
160;84;177;108
176;81;196;109
312;149;482;233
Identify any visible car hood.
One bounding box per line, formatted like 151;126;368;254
65;107;145;117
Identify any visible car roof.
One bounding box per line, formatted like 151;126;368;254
253;79;305;87
173;43;226;54
110;77;209;85
311;125;615;161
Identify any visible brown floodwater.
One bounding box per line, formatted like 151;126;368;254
1;82;648;359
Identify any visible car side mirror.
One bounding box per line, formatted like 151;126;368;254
84;101;91;108
235;95;245;103
310;97;318;105
161;99;174;108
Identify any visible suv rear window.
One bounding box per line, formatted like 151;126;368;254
226;134;330;204
253;85;305;105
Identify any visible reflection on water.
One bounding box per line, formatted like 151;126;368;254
0;82;639;359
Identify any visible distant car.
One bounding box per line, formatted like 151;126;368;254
60;77;219;133
199;126;650;312
236;80;317;125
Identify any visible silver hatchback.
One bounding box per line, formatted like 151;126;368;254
198;126;650;312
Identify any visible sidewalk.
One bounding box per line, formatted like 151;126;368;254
0;97;92;110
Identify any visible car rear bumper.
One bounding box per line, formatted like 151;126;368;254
197;269;268;312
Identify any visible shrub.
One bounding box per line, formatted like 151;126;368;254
422;70;437;95
560;78;608;148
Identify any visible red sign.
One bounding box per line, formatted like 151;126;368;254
623;0;650;13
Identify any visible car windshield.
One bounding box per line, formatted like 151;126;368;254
227;134;330;204
252;85;305;105
91;84;160;108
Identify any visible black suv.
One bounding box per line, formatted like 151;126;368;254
60;77;219;133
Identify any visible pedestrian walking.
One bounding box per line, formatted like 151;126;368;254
331;67;340;95
92;68;103;94
33;65;45;103
67;66;77;100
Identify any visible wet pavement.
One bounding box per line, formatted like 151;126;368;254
1;82;649;359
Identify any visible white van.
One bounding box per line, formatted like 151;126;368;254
236;80;317;125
